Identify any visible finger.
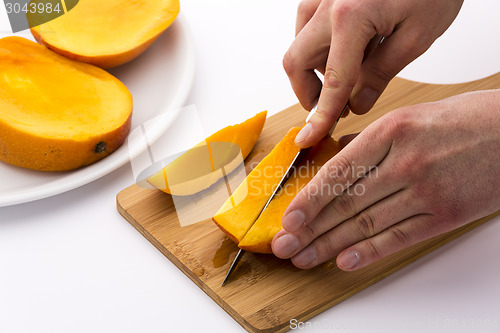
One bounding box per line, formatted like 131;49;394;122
336;213;449;271
284;116;393;235
340;105;350;118
285;157;400;235
295;0;323;36
273;157;405;259
335;35;382;118
296;2;377;148
286;189;423;268
283;9;332;111
349;24;433;115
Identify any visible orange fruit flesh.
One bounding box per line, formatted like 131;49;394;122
147;111;267;196
212;127;302;243
0;36;133;171
30;0;180;68
239;137;341;253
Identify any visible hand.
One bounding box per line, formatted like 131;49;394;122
272;90;500;270
284;0;463;147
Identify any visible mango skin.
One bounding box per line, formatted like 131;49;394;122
0;115;132;171
0;37;133;171
30;28;160;69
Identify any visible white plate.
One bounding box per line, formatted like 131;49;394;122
0;14;195;207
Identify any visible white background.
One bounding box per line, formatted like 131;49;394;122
1;0;500;332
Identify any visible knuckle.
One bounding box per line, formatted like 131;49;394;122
331;0;374;36
302;181;326;213
369;65;397;85
430;202;462;225
297;0;319;18
314;236;339;261
384;109;414;139
392;149;431;186
362;239;383;262
305;223;317;239
312;109;339;128
332;193;357;217
316;157;350;198
353;210;377;238
323;65;355;91
325;155;352;185
282;51;295;76
390;226;412;247
332;0;360;23
309;192;324;215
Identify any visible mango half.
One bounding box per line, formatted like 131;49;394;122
30;0;180;68
0;37;133;171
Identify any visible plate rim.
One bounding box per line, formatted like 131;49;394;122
0;13;196;207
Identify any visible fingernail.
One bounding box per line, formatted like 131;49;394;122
353;87;378;113
282;210;305;232
273;233;300;258
338;250;360;269
292;245;317;267
295;122;312;144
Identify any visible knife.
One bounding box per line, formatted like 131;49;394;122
221;102;348;286
221;35;386;285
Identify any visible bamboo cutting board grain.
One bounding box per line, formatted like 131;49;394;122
117;73;500;333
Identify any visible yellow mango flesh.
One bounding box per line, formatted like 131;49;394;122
239;137;341;253
0;37;133;171
212;127;302;244
147;111;267;196
30;0;180;68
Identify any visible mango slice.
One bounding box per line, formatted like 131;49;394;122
212;127;302;244
212;128;341;253
0;37;133;171
29;0;180;68
239;137;341;253
147;111;267;196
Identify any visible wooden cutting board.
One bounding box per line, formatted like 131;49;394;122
117;73;500;333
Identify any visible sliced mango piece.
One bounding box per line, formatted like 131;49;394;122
147;111;267;196
239;137;341;253
29;0;180;68
212;127;301;244
0;37;133;171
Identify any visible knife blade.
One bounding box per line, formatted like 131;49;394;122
221;102;348;286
